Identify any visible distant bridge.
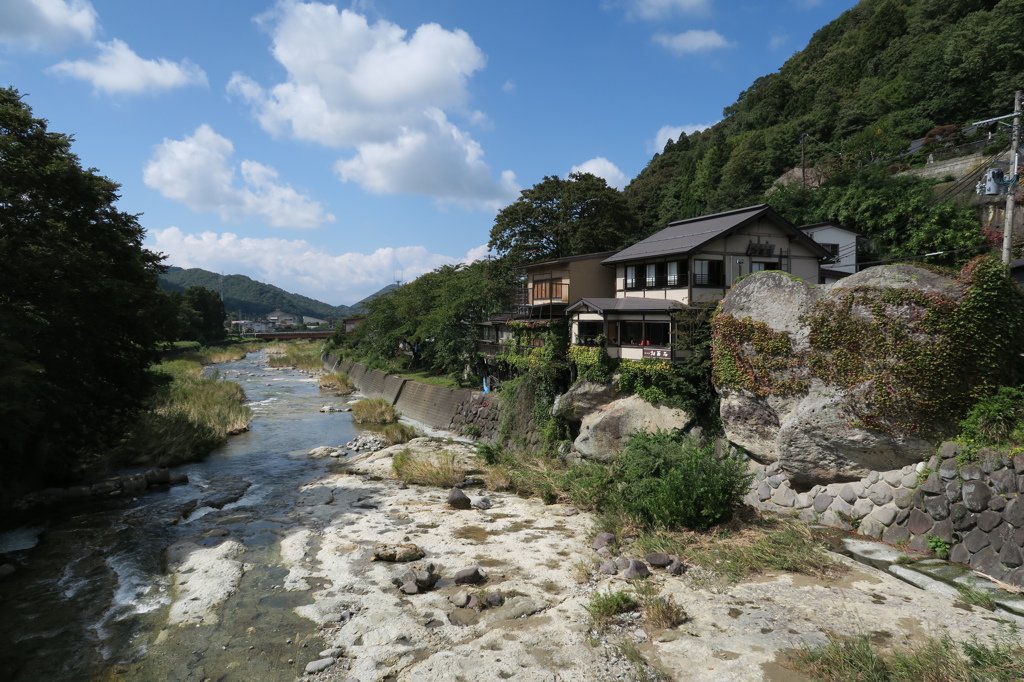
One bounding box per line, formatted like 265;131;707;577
246;331;332;340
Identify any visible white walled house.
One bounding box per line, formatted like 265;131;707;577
799;221;863;283
568;204;831;361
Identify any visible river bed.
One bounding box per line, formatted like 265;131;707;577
0;352;360;681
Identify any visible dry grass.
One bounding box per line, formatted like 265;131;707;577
318;372;354;392
351;398;400;424
382;422;418;445
483;464;514;491
392;449;467;487
631;580;688;629
265;342;323;370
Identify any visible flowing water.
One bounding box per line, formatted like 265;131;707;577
0;352;362;681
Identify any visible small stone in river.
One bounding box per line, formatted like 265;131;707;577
447;487;472;510
448;608;480;627
484;592;504;608
598;562;618;575
614;557;630;570
471;496;492;510
596;546;612;559
322;612;349;624
450;590;470;607
644;552;672;568
563;507;579;516
305;657;335;674
623;560;651;580
400;581;419;595
319;647;344;657
453;567;486;585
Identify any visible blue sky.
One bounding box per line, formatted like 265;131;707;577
1;0;859;305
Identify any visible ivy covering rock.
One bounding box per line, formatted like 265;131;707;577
711;258;1024;484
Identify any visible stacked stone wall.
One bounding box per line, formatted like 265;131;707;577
745;442;1024;586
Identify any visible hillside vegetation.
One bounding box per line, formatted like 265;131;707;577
160;267;370;320
626;0;1023;260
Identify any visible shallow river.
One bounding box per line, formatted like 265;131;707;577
0;352;362;681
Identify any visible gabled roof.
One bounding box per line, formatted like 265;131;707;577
603;204;831;265
566;297;684;314
520;250;618;270
799;221;866;238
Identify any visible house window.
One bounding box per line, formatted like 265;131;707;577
625;266;638;290
577;321;603;345
666;261;686;287
645;263;657;287
693;259;724;286
646;322;670;346
821;243;840;261
751;262;768;273
533;278;565;302
621;322;644;345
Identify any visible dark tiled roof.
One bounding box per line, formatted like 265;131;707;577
603;204;830;264
566;297;684;314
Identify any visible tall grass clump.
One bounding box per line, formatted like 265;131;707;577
115;360;251;467
266;342;324;370
382;422;418;444
958;385;1024;450
790;627;1024;682
351;398;399;424
392;449;466;487
318;372;354;392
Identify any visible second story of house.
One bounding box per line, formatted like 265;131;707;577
601;204;832;306
515;251;617;315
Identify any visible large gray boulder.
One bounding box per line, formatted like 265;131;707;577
574;394;691;461
552;379;620;423
715;266;957;484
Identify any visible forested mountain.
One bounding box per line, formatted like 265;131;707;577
626;0;1024;243
159;268;356;320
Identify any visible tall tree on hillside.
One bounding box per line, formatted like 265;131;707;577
488;172;641;266
0;88;170;496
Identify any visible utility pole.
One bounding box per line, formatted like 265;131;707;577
1003;90;1021;264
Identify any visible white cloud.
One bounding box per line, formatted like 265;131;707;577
229;2;514;207
148;227;486;304
654;29;734;54
48;39;207;93
570;157;627;189
143;124;334;229
649;122;719;153
626;0;710;19
0;0;97;51
335;108;519;209
769;34;790;50
502;80;515;93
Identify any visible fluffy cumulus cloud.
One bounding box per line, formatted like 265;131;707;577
48;39;207;93
149;227;487;303
626;0;710;19
229;1;517;208
143;125;334;229
654;29;734;54
649;122;720;153
0;0;97;51
570;157;627;189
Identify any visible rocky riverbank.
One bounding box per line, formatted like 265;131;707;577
148;436;1024;681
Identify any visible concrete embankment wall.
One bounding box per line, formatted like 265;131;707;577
323;355;500;438
745;443;1024;587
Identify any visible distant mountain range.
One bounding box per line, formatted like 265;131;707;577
159;267;396;320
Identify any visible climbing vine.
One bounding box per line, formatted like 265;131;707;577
712;256;1024;437
711;314;808;396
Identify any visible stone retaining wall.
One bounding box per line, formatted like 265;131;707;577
745;442;1024;587
324;356;485;435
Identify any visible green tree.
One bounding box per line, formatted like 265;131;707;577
488;172;641;266
175;286;226;343
0;88;169;496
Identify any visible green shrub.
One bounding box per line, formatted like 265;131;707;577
586;589;639;632
611;431;753;531
351;398;399;424
959;386;1024;447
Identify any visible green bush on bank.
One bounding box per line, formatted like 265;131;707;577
958;385;1024;451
